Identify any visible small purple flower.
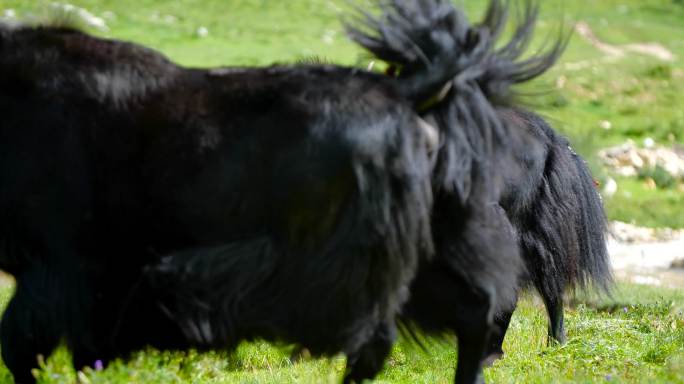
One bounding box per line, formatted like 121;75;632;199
623;307;628;313
606;374;612;381
94;360;104;371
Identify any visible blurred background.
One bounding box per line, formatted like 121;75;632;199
0;1;682;382
2;0;681;228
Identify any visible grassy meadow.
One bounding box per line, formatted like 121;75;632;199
0;0;683;382
0;282;682;383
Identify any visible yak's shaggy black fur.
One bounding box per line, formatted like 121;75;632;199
0;17;443;384
135;1;559;383
347;0;608;382
0;1;611;384
484;107;612;361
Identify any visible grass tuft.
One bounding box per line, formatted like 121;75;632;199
0;282;682;383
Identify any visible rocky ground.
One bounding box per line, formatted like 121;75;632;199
608;221;684;288
599;140;684;195
596;139;684;288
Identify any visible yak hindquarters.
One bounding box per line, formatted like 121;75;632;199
488;110;611;359
520;132;610;344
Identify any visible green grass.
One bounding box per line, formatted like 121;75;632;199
2;0;683;227
1;0;683;379
605;177;684;228
0;282;682;383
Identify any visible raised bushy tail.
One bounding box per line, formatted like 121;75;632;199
346;0;563;103
346;0;566;200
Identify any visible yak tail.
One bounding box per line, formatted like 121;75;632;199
519;113;612;299
570;147;613;292
346;0;566;200
345;0;565;109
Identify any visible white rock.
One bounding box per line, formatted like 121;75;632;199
196;26;209;38
599;120;612;130
603;177;618;198
629;151;644;168
644;137;655;148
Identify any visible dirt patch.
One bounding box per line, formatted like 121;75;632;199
608;222;684;288
575;21;675;62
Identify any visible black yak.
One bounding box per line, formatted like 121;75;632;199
346;0;607;382
134;0;570;382
0;0;610;383
0;14;444;384
130;1;597;383
483;108;611;363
